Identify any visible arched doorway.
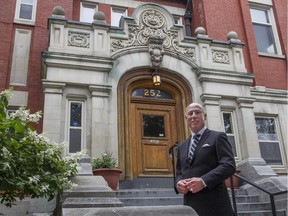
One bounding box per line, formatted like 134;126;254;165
118;68;192;180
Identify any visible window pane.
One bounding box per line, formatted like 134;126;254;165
69;129;81;153
250;8;269;23
21;0;34;4
223;113;233;134
112;11;124;26
259;141;282;165
143;115;165;137
19;4;33;20
70;102;82;127
255;117;282;165
255;118;277;141
253;24;276;54
80;4;96;23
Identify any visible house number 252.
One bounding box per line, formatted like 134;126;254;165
144;89;161;97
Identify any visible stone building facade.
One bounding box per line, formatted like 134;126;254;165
1;0;287;196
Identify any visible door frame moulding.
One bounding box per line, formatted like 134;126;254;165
117;67;192;180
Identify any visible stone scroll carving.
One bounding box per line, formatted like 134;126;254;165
68;31;90;48
111;9;195;59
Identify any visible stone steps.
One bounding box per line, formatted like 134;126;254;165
116;187;286;216
62;197;123;208
61;176;124;216
60;176;286;216
61;176;197;216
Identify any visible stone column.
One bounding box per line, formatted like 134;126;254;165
42;81;65;143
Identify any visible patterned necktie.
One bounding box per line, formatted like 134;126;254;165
188;134;200;162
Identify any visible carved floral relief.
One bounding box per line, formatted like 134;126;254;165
110;9;195;60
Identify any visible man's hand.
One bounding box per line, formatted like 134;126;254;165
185;177;205;193
176;180;189;194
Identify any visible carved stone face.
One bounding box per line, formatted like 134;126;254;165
149;44;164;67
151;49;163;67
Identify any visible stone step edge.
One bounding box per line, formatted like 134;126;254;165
238;209;286;213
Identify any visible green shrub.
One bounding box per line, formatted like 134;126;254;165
92;152;117;169
0;89;85;207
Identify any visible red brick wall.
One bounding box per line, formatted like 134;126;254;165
192;0;207;32
136;0;186;8
98;4;112;24
0;1;16;89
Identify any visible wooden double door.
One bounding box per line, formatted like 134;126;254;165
130;102;177;177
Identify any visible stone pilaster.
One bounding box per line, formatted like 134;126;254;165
89;85;112;158
237;97;277;181
42;81;65;143
201;94;222;131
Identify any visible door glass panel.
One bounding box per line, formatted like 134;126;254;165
143;115;165;138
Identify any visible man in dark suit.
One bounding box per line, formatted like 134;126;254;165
176;102;236;216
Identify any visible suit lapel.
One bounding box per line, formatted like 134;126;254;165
181;136;191;164
189;129;210;164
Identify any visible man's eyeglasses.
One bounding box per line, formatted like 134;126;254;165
186;110;203;117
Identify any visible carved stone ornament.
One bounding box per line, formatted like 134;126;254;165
68;31;90;48
212;50;230;64
149;38;164;67
110;9;195;59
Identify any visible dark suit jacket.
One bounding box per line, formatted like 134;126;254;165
176;128;236;216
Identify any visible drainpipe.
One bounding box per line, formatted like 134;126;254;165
184;0;192;36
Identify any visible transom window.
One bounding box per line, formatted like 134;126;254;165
249;5;281;55
131;88;173;100
14;0;37;25
255;117;283;165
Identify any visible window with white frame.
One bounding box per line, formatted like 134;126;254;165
5;107;18;117
68;101;84;153
14;0;37;25
255;117;283;165
111;6;127;27
222;112;238;158
80;2;97;23
249;5;282;55
173;15;182;25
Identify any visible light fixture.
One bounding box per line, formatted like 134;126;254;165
152;69;161;86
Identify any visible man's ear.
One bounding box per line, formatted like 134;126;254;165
204;113;207;121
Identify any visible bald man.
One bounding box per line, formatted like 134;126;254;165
176;103;236;216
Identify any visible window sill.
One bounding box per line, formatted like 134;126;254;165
14;19;35;26
258;52;286;59
272;167;287;174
